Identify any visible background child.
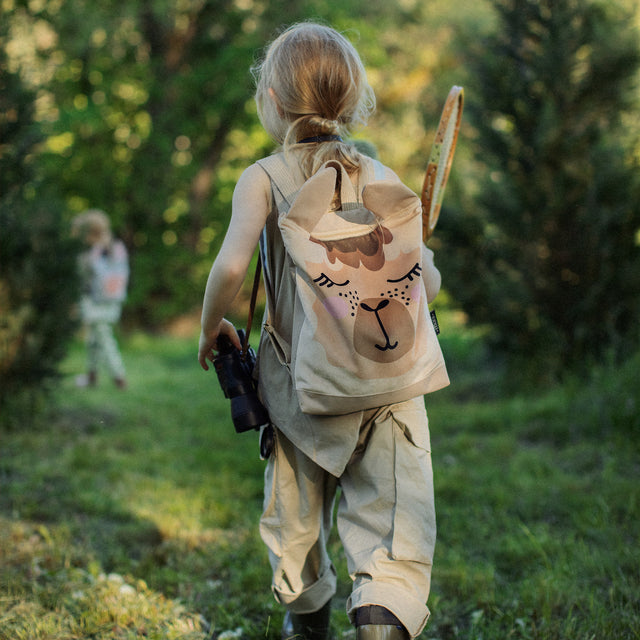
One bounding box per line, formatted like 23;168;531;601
198;22;448;639
72;209;129;389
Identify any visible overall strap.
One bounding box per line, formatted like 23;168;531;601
371;157;386;180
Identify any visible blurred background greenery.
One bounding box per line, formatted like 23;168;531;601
1;3;639;638
2;0;640;409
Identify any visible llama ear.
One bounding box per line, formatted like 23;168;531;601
285;166;338;232
362;180;421;222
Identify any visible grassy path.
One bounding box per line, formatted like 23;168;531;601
1;331;638;639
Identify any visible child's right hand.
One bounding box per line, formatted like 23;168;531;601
198;319;243;371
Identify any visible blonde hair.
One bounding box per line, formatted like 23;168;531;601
72;209;112;245
253;22;376;178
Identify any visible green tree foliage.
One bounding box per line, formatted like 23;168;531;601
0;43;80;424
3;0;488;327
2;0;489;422
439;0;640;382
2;0;417;326
24;0;292;325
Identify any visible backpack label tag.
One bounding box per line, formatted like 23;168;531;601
430;309;440;335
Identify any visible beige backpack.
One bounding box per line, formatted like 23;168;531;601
257;156;448;415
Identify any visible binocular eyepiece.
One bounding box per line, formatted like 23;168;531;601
213;330;270;434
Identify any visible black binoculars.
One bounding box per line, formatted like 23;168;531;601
213;329;270;434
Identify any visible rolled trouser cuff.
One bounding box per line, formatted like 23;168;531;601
273;563;337;614
356;605;404;627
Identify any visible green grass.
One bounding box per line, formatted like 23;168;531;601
1;327;638;639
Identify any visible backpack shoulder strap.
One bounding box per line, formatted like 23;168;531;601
256;154;302;215
258;153;387;213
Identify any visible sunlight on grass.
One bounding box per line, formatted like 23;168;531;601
0;517;207;639
2;333;639;639
111;472;248;545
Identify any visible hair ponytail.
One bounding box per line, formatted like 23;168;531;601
282;114;361;177
253;22;375;179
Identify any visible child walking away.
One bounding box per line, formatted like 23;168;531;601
198;23;449;639
72;209;129;390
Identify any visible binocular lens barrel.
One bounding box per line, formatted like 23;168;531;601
231;395;270;433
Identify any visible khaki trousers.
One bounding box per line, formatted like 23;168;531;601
259;398;436;638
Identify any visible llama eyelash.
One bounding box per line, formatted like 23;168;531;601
313;273;351;288
386;263;422;283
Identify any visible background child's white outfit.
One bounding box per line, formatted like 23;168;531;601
253;152;448;638
78;241;128;383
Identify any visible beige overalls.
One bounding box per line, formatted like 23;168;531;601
254;152;448;638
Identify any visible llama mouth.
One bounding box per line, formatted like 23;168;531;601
375;339;399;351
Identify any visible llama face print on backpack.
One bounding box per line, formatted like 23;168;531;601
277;160;448;415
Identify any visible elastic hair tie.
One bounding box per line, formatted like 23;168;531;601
297;134;344;144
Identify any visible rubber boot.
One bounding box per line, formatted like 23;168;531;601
355;606;409;640
281;599;331;640
356;625;409;640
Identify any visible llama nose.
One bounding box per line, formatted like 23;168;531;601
360;299;390;313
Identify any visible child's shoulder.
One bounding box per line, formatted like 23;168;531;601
232;160;275;212
237;160;274;192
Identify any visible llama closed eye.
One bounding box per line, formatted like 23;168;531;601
386;262;422;283
313;273;350;288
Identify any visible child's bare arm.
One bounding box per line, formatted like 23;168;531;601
198;163;271;370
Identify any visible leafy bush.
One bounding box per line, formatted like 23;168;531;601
440;0;640;383
0;197;81;427
0;45;80;427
